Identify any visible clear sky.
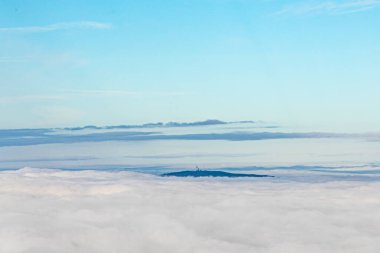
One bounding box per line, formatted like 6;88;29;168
0;0;379;129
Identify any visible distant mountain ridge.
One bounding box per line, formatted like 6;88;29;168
63;119;256;131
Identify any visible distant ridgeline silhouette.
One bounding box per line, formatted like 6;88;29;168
63;119;256;131
161;168;273;178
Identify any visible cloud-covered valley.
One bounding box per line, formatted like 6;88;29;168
1;168;380;253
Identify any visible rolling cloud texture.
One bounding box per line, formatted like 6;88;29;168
1;168;380;253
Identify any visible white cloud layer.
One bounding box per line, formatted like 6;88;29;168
1;168;380;253
0;21;112;33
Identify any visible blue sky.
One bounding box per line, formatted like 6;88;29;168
0;0;379;129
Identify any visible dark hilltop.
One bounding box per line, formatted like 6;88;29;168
161;169;273;178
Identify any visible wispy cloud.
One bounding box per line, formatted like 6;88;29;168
277;0;380;15
0;21;112;33
0;56;32;63
0;95;65;104
64;89;140;97
63;89;188;98
0;90;187;104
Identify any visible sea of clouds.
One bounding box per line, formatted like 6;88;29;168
1;168;380;253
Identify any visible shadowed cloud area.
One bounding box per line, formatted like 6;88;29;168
0;119;371;147
0;128;346;147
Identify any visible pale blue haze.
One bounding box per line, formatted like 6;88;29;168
1;0;379;129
